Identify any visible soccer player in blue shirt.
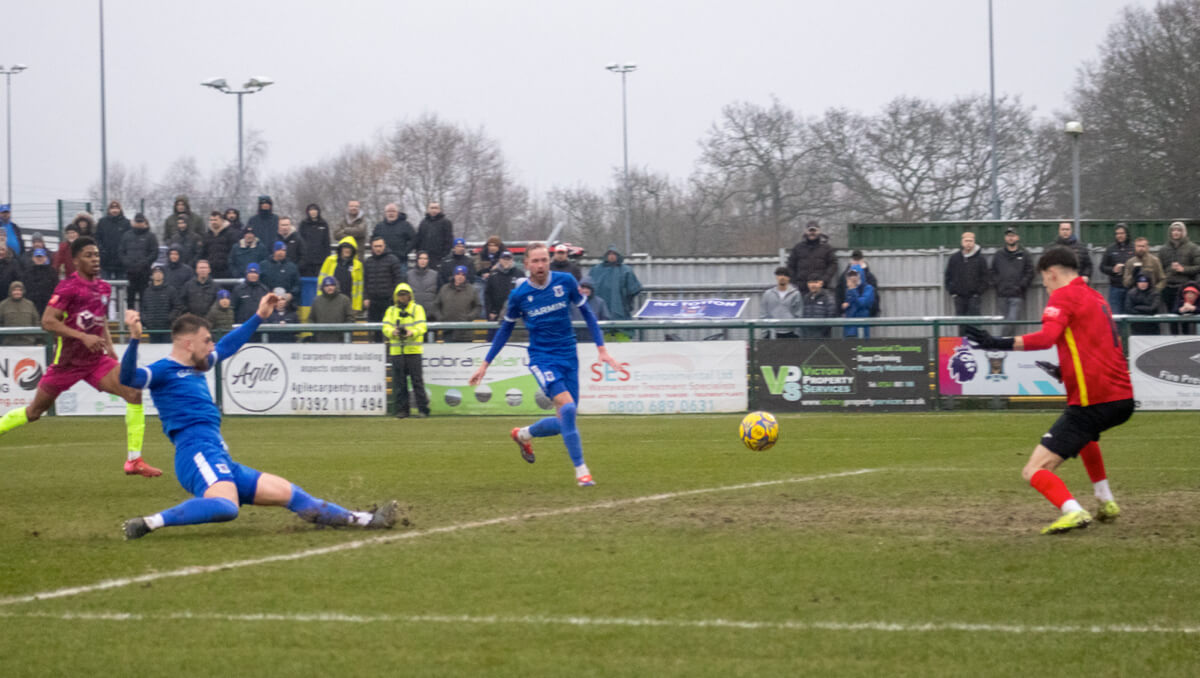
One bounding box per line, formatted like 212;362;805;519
118;294;398;539
469;243;621;487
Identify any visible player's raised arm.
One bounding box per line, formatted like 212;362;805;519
119;310;149;389
213;293;277;362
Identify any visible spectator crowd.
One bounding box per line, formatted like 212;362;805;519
0;198;650;347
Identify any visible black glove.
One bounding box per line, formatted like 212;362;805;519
963;325;1015;351
1035;360;1062;382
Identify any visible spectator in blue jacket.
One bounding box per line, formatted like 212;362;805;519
841;266;875;338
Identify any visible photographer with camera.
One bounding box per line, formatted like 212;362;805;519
383;282;430;418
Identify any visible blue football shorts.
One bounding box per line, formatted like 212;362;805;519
528;357;579;403
173;429;263;505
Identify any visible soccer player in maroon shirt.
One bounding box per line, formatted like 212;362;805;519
966;246;1134;534
0;236;160;477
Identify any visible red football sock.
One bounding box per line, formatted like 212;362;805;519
1030;469;1074;509
1079;442;1107;483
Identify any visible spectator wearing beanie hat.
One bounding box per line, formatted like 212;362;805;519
260;240;301;301
435;264;481;342
233;262;271;325
309;275;355;343
1125;272;1163;335
206;289;235;336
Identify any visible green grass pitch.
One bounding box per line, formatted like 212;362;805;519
1;412;1198;677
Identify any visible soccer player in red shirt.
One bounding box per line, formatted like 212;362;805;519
0;236;160;477
966;246;1134;534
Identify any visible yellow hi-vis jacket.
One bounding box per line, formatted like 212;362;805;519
319;236;365;311
382;283;427;355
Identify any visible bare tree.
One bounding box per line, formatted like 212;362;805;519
695;98;836;250
1073;0;1200;217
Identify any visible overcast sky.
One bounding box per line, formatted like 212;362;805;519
1;0;1152;212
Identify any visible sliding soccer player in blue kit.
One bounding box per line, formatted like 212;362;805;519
119;293;397;539
469;243;621;487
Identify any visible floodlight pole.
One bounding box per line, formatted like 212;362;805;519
202;79;272;210
2;67;26;207
607;63;637;255
987;0;1000;219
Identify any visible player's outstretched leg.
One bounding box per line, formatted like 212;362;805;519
0;406;29;436
286;483;397;529
1080;441;1119;522
513;416;562;464
558;402;593;487
124;496;240;540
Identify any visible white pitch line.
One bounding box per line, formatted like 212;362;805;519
1;609;1197;635
0;468;876;607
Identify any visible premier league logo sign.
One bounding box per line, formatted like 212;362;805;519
948;341;978;385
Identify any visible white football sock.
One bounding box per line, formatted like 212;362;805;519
1061;499;1084;514
1093;480;1114;502
518;427;532;442
127;450;142;462
145;514;165;530
350;511;373;526
575;463;590;477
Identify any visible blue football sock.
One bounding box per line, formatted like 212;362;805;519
159;497;239;527
528;416;561;438
287;484;355;526
559;402;584;468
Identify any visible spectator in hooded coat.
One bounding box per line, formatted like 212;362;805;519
246;195;280;246
162;195;205;239
163;247;195;291
0;244;20;296
1099;223;1135;317
587;246;643;321
549;243;583;281
761;266;801;339
1049;221;1093;282
841;266;875;338
141;265;180;343
22;248;58;314
298;204;332;277
165;214;204;266
119;213;159;309
319;237;364;312
333;201;368;259
53;224;80;277
96;200;130;279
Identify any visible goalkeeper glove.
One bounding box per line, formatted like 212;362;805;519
963;325;1014;351
1035;360;1062;382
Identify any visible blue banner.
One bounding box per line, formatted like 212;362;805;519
635;298;748;319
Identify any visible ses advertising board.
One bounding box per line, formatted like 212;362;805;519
423;341;747;415
755;339;931;411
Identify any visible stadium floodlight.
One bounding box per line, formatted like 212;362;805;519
1064;120;1084;137
243;76;274;91
201;76;276;210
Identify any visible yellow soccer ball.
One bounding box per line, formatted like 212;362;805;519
739;411;779;451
